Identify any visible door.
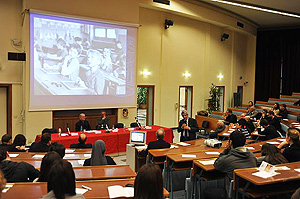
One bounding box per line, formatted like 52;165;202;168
137;86;154;126
178;86;193;120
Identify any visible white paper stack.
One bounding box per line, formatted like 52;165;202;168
177;142;191;146
84;154;91;158
108;185;134;198
205;152;220;155
9;154;19;158
199;160;215;165
32;154;45;159
182;154;196;158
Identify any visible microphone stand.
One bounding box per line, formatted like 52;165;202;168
135;117;142;130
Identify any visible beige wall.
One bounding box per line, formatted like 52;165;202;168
137;7;256;128
0;0;256;143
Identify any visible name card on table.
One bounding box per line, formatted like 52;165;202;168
252;161;279;179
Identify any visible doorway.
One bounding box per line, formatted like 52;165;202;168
0;84;12;136
216;86;225;112
137;86;154;126
178;86;193;121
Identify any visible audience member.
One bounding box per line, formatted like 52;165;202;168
214;121;226;134
246;106;258;119
223;110;237;125
292;187;300;199
178;110;199;141
142;128;171;157
75;113;91;132
256;143;288;166
0;146;39;182
259;119;280;140
278;128;300;162
294;99;300;106
278;104;288;119
268;111;282;132
0;134;12;149
210;131;256;198
38;151;61;183
8;134;27;152
29;133;51;152
96;111;110;129
134;163;163;199
244;116;255;132
83;140;116;166
258;109;269;121
247;101;254;109
49;142;66;158
42;159;85;199
236;119;251;138
70;134;92;149
272;103;280;115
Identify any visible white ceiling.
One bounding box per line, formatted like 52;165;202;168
194;0;300;28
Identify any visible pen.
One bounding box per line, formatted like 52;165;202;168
82;185;92;190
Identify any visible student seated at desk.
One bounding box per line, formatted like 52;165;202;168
277;128;300;163
224;109;237;125
0;146;39;183
49;142;66;158
259;119;281;140
205;131;257;199
83;140;116;166
141;128;171;157
70;134;92;149
37;151;61;184
134;163;163;199
42;159;85;199
0;134;12;149
236;119;251;139
8;134;27;152
257;143;288;166
29;133;51;152
0;170;6;198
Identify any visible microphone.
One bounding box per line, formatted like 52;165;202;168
135;117;142;129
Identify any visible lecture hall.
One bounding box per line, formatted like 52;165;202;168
0;0;300;198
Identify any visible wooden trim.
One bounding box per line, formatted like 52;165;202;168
0;84;12;136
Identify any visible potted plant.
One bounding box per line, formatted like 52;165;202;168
206;83;221;113
137;87;148;109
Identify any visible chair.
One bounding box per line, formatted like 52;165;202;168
113;123;124;128
42;128;57;134
130;122;139;127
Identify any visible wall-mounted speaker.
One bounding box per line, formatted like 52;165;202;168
8;52;26;61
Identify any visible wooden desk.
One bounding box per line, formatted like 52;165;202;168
10;152;91;160
13;159;84;168
73;165;136;181
234;162;300;198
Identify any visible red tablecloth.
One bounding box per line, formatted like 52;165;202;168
34;125;174;154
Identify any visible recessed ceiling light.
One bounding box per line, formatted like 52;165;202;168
210;0;300;19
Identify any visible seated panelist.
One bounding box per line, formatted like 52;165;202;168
75;113;91;132
178;110;199;141
96;111;110;129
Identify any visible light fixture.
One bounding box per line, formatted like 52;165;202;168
217;73;224;80
141;69;151;76
183;71;191;78
210;0;300;19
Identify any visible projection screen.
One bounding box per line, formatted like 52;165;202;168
29;11;137;111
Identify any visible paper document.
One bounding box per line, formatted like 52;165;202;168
199;160;215;165
282;119;288;121
294;169;300;173
223;133;230;136
177;142;191;146
84;154;91;158
64;154;76;158
9;154;19;158
182;154;196;158
245;147;255;150
205;152;220;155
76;188;88;195
292;122;299;125
267;142;280;145
71;133;79;136
32;154;45;159
108;185;134;198
135;145;147;150
252;171;279;179
277;139;286;142
275;166;290;170
65;149;75;153
2;185;13;193
170;145;179;149
78;160;85;166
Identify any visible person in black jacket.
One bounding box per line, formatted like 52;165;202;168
277;128;300;163
70;134;92;149
29;133;51;152
83;140;115;166
49;142;65;158
96;111;110;129
75;113;92;132
178;110;199;141
0;146;39;182
8;134;27;152
141;128;171;157
224;110;237;125
0;135;12;149
268;111;282;132
278;104;288;119
260;119;280;140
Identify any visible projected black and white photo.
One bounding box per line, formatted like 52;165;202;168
33;16;127;95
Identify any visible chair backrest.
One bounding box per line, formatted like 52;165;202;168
42;128;57;134
280;123;289;134
202;121;209;128
114;123;124;128
228;180;234;198
130;122;139;127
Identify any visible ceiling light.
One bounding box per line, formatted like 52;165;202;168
210;0;300;19
183;71;191;78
